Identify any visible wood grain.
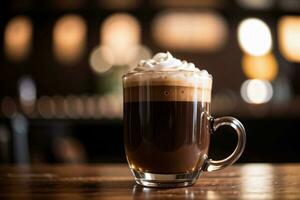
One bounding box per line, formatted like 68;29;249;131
0;164;299;199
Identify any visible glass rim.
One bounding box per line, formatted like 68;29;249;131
122;70;212;79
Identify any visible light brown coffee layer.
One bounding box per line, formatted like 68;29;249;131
123;71;212;90
124;85;211;102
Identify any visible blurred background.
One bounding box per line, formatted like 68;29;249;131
0;0;300;164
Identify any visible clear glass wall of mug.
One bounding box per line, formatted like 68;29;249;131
123;70;246;187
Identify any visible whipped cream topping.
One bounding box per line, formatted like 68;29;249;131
133;52;204;73
124;52;213;100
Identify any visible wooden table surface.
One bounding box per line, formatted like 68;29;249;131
0;164;299;199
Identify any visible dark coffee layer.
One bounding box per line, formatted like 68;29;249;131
124;85;211;102
124;101;210;174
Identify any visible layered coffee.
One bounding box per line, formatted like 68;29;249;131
123;52;212;174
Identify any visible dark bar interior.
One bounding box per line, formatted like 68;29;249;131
1;0;300;198
1;0;299;164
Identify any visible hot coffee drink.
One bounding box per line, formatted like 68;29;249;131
124;87;211;174
123;52;212;173
123;52;246;187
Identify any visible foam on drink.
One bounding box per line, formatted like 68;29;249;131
123;52;212;102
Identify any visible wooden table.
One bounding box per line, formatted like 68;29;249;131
0;164;299;199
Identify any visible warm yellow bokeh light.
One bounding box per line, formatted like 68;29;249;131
152;11;228;51
126;45;152;69
101;0;138;9
241;79;273;104
97;94;123;119
278;16;300;62
53;95;66;118
4;16;32;62
53;14;86;65
101;13;140;48
101;13;140;65
89;46;114;74
37;96;55;118
242;53;278;81
92;13;150;71
238;18;272;56
237;0;274;10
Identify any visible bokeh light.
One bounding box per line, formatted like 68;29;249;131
101;13;140;49
4;16;32;62
1;97;17;118
36;95;123;119
278;0;300;11
242;53;278;81
85;96;97;118
90;13;151;74
238;18;272;56
89;46;114;73
101;13;140;65
107;94;123;118
152;11;228;51
272;76;292;104
97;94;122;119
18;76;36;114
241;79;273;104
100;0;138;9
236;0;274;10
53;0;83;9
53;95;66;118
37;96;55;118
64;95;85;119
212;90;238;114
53;136;86;163
278;16;300;63
126;45;152;70
53;14;86;65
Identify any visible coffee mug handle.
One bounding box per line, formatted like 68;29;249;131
203;116;246;172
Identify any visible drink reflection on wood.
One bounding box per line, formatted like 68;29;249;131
0;164;299;199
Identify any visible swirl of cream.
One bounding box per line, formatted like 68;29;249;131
133;52;200;72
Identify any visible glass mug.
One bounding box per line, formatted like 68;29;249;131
123;70;246;187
